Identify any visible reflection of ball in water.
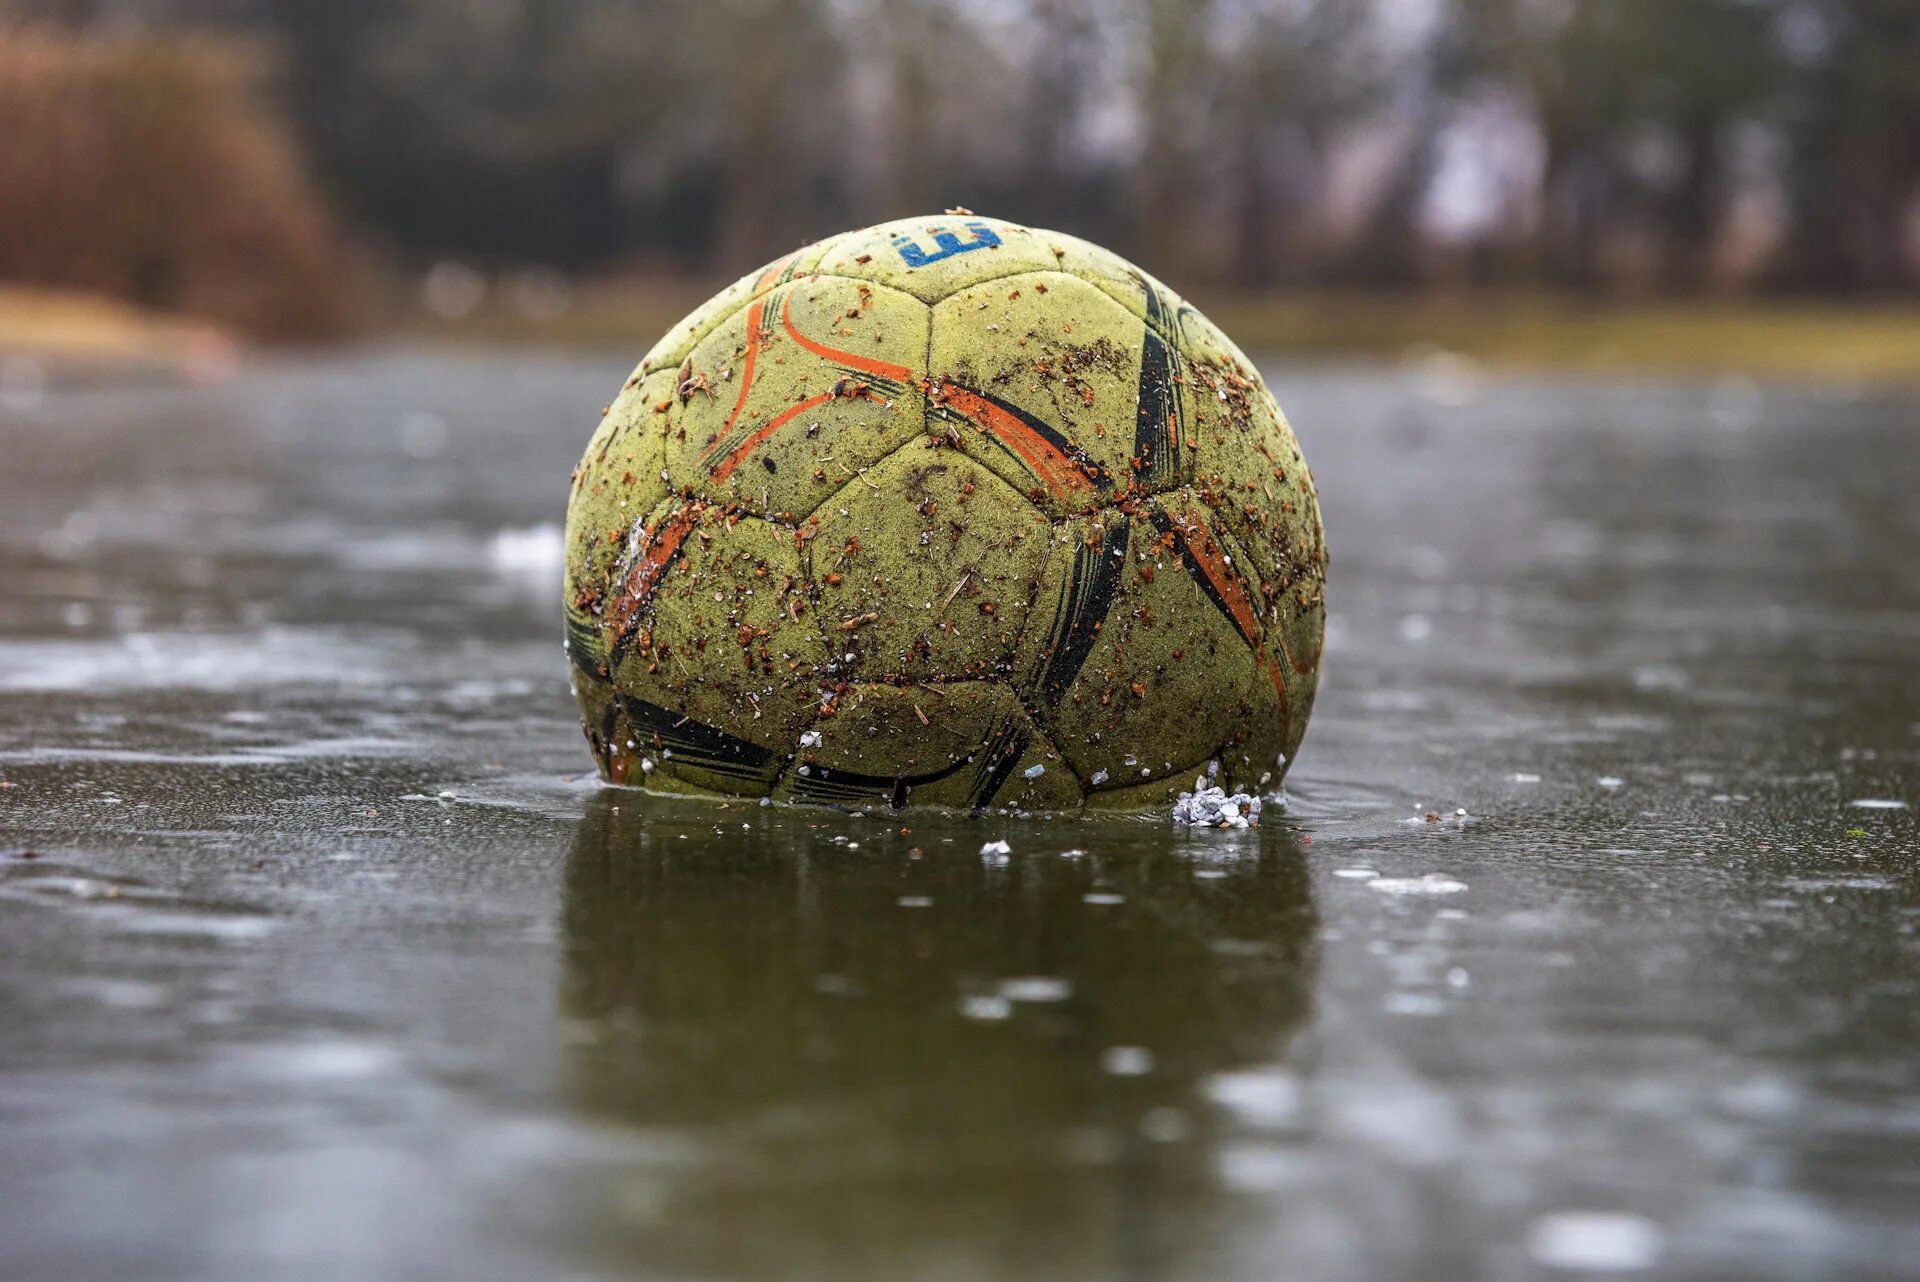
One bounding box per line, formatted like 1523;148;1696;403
563;214;1326;813
558;796;1319;1274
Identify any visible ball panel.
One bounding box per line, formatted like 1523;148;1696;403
775;681;1081;813
579;503;827;794
1165;303;1317;518
1200;484;1325;683
1013;500;1270;793
926;273;1147;520
988;223;1197;333
1136;490;1322;787
565;369;677;642
1068;257;1192;337
808;448;1055;688
1190;508;1307;792
653;276;930;519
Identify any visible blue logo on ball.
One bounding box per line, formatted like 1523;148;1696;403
891;222;1002;269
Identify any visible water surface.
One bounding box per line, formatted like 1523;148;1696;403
1;352;1916;1281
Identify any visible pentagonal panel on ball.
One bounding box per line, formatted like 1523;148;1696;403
807;447;1055;689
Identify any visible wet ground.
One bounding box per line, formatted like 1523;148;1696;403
1;350;1916;1282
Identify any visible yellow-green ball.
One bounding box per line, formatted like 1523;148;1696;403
563;214;1325;814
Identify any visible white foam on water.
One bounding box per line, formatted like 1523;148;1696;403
958;994;1012;1021
231;1038;401;1082
1205;1069;1302;1130
1368;874;1468;896
108;911;278;942
999;977;1071;1003
1215;1141;1302;1192
486;522;565;591
0;630;396;693
1527;1211;1664;1272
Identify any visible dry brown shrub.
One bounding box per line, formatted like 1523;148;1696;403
0;24;347;339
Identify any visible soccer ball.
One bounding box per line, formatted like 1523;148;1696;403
563;213;1325;814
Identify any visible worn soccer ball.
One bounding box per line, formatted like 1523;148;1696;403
563;213;1325;814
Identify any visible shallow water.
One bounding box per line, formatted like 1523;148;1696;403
1;351;1916;1281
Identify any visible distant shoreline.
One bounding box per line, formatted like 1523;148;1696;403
0;287;238;386
406;278;1920;387
7;281;1920;389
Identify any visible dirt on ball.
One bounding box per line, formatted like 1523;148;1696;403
563;213;1326;814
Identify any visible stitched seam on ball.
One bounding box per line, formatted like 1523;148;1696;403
811;275;1285;520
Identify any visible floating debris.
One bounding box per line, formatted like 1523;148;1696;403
1848;798;1908;810
1171;778;1264;829
980;839;1012;857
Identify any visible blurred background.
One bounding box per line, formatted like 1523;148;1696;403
3;0;1919;382
5;7;1920;1280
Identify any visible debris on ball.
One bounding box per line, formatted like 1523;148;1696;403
562;213;1326;814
